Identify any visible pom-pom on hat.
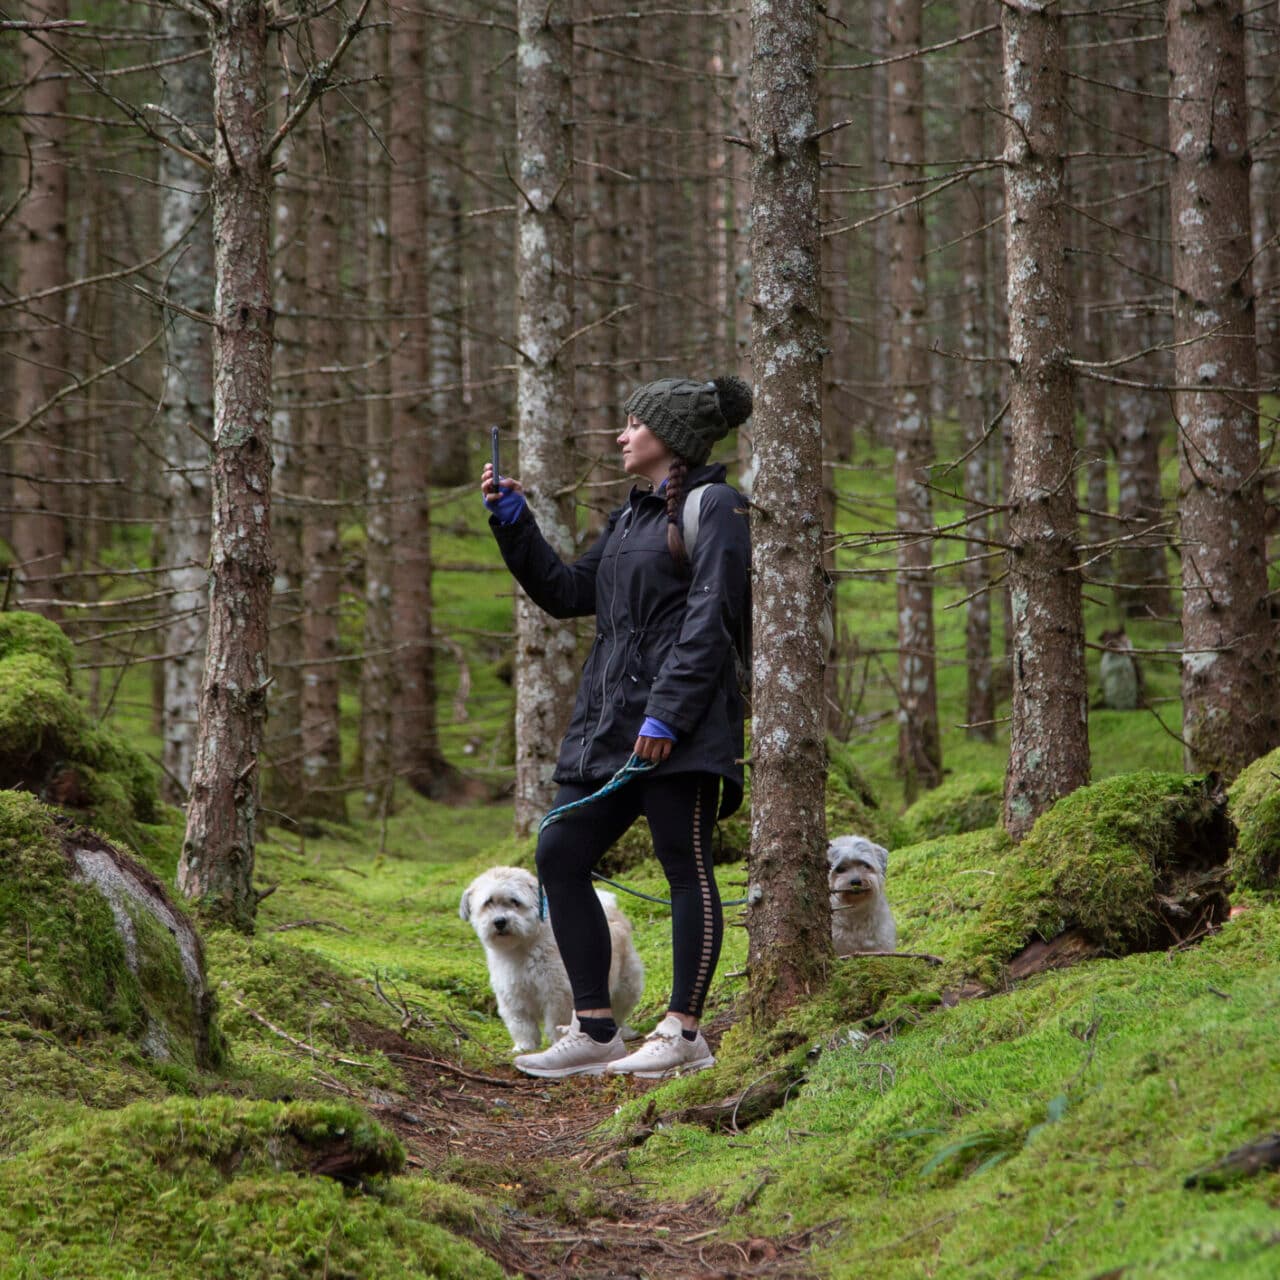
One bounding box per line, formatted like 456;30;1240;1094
624;375;753;466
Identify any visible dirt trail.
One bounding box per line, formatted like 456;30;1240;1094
354;1021;825;1280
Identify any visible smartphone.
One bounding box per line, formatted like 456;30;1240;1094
490;426;501;494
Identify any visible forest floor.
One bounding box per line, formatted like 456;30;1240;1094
355;1014;824;1280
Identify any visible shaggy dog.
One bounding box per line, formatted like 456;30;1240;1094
828;835;897;956
459;866;644;1052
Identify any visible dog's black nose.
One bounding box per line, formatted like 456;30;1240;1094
493;917;508;932
848;877;863;888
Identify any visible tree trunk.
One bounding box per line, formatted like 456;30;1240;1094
1168;0;1277;776
428;30;469;488
388;4;450;800
265;121;306;823
887;0;940;801
12;1;69;617
299;14;347;826
1000;1;1089;841
179;0;275;931
512;0;579;834
729;4;754;477
959;2;995;743
157;5;214;804
1111;25;1171;619
361;24;394;818
1248;4;1279;381
745;0;831;1026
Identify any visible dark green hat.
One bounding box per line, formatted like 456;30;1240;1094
624;375;753;465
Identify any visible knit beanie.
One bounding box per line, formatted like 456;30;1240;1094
623;375;753;465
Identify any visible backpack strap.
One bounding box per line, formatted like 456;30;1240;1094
680;482;712;556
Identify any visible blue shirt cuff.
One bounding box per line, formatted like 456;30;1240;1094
639;716;676;741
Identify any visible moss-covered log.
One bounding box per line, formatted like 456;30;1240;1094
957;772;1232;992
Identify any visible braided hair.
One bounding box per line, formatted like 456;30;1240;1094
665;455;691;572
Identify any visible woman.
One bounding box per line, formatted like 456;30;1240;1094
481;375;752;1079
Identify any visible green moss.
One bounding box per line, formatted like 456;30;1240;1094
964;772;1229;981
0;1097;500;1280
0;609;74;678
898;772;1003;845
826;736;899;848
0;791;217;1073
0;610;162;845
0;651;83;773
1227;745;1280;889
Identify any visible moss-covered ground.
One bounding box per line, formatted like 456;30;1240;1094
3;422;1276;1276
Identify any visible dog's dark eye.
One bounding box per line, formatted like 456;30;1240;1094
483;897;495;910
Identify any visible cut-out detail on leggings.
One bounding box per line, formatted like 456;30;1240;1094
688;781;716;1018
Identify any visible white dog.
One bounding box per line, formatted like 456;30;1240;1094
828;835;897;956
459;865;644;1053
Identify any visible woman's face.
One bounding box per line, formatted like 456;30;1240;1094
617;415;674;485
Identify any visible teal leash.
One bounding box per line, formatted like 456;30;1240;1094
535;755;747;917
536;754;657;919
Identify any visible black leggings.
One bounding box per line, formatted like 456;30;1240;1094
535;771;722;1019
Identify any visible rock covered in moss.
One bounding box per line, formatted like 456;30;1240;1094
898;773;1003;845
1226;746;1280;889
0;791;220;1068
0;1098;507;1280
0;610;161;844
965;772;1232;981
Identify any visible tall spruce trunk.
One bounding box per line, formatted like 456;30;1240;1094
157;6;213;802
887;0;940;799
959;1;995;742
1000;1;1089;841
512;0;579;834
179;0;275;930
1168;0;1277;775
1111;28;1171;618
265;129;306;822
12;2;69;616
299;17;346;826
388;5;449;799
745;0;831;1025
361;25;394;817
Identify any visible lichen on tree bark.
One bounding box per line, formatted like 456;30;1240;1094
745;0;832;1025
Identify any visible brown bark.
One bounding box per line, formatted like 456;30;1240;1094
1000;1;1089;841
12;1;69;617
427;28;469;488
959;2;995;742
388;4;449;799
1168;0;1277;775
512;0;579;834
1111;28;1172;618
887;0;940;801
361;25;394;818
299;14;347;826
746;0;831;1026
179;0;276;931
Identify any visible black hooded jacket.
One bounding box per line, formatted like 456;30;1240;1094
490;462;750;817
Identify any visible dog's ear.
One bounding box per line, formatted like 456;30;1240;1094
871;842;889;876
459;886;474;922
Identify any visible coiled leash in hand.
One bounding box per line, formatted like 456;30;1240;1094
535;754;746;917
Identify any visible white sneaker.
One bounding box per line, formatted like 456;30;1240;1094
607;1014;715;1078
513;1018;625;1079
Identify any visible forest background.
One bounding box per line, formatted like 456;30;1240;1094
2;0;1280;1276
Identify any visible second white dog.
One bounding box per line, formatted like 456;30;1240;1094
459;865;644;1053
828;835;897;956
